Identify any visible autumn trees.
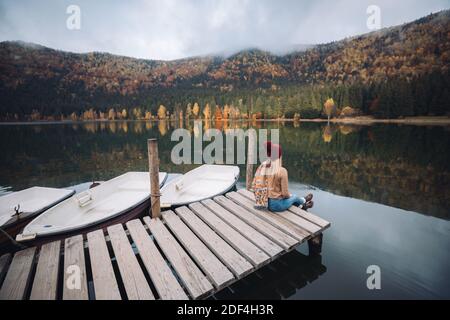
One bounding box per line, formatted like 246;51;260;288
192;102;200;118
157;105;167;119
340;106;359;117
2;68;449;122
324;98;336;121
2;11;450;122
202;103;211;120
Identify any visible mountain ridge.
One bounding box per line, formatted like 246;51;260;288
0;10;449;119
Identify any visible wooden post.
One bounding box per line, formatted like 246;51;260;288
246;130;256;190
148;139;161;218
308;234;323;256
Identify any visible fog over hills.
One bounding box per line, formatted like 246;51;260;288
0;10;449;119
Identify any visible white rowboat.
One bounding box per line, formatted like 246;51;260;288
0;187;75;228
160;164;239;208
17;172;167;242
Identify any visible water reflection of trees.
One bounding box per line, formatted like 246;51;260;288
0;121;448;219
37;119;266;136
280;123;450;219
322;124;334;143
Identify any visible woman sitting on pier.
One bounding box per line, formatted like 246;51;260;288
252;142;314;212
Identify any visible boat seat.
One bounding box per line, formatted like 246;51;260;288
76;191;93;207
175;180;184;191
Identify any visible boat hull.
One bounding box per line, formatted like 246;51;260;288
3;199;150;251
0;188;75;252
17;172;167;241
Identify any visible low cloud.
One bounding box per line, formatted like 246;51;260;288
0;0;448;60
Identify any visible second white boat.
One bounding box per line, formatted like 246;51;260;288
17;171;168;241
160;164;239;208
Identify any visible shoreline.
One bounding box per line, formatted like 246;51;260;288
0;116;449;126
297;116;450;126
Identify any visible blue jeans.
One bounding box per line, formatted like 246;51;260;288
268;195;306;212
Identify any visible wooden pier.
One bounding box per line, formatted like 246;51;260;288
0;189;330;300
0;138;330;300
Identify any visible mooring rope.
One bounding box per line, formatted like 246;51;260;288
150;192;161;198
149;192;162;213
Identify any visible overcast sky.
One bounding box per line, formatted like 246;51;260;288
0;0;449;60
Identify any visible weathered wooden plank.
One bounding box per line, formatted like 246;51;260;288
213;196;297;250
236;187;256;200
144;216;213;299
288;206;331;229
87;230;121;300
234;190;322;235
107;224;155;300
162;211;234;289
0;247;36;300
175;207;253;278
30;241;61;300
202;199;283;258
238;188;329;231
278;212;321;235
227;192;313;240
189;202;270;267
126;219;188;300
0;253;12;286
63;235;88;300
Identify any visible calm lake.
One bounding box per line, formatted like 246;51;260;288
0;120;449;299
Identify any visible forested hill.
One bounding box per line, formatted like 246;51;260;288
0;10;449;120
